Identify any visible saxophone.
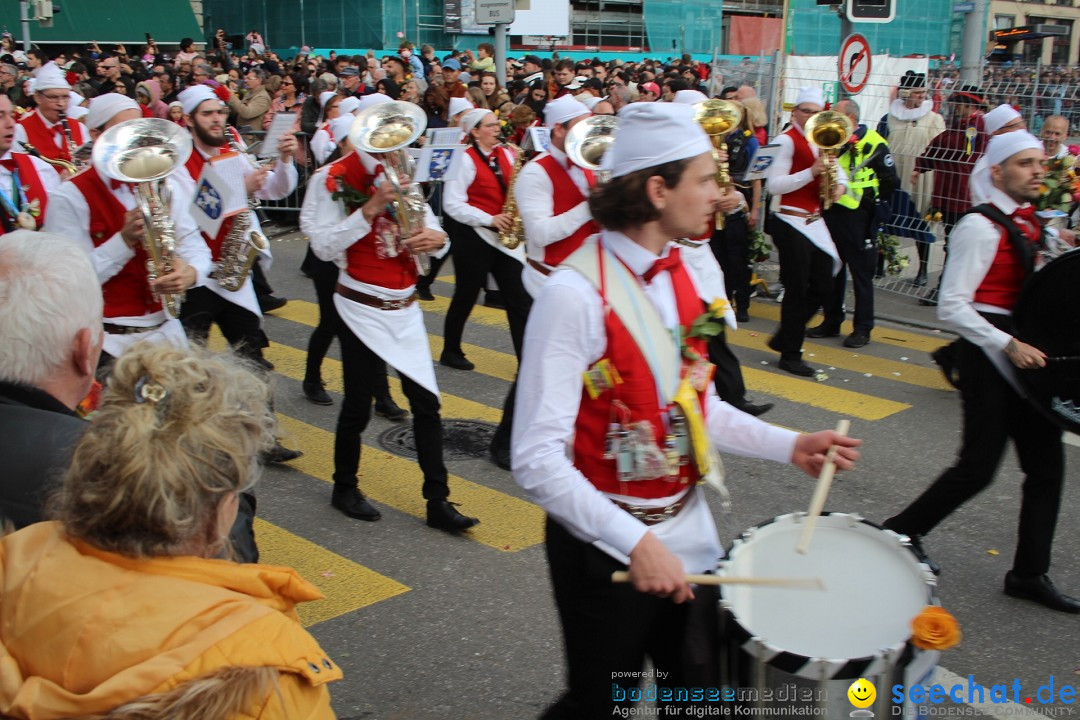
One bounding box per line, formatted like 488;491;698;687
499;142;526;250
209;138;271;292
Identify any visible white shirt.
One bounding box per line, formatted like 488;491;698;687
513;231;798;572
0;150;61;211
443;143;523;260
13;111;83;156
310;127;335;167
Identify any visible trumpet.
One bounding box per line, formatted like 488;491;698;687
564;114;619;182
693;99;743;230
349;101;431;274
804;110;855;212
92;118;193;319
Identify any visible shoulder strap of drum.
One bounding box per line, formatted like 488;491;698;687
963;203;1036;278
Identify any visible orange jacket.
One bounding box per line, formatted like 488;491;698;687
0;522;341;719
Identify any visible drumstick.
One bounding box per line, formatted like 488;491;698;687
610;571;825;590
795;418;851;555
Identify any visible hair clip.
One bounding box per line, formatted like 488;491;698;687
134;376;169;405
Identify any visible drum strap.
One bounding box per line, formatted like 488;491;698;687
964;203;1037;279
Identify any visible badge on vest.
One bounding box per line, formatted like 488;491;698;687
601;399;693;483
583;358;622;399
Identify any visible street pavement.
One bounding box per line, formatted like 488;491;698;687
248;225;1079;719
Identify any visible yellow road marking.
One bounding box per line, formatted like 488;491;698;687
254;518;409;627
743;303;952;354
276;414;545;553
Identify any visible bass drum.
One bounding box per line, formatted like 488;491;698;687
1013;248;1080;434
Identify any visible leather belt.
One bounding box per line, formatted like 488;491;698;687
335;283;417;310
103;321;165;335
527;258;553;276
612;490;692;526
779;208;822;224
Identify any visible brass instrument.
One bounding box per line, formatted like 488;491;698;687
92;118;193;319
693;99;744;230
498;142;526;249
564;114;619;182
18;140;78;176
804;110;855;212
209;136;271;292
349;101;431;274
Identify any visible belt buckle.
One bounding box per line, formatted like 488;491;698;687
804;213;821;225
384;297;410;310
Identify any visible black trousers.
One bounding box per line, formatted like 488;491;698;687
708;328;747;405
334;322;449;500
823;202;877;335
180;286;267;363
886;339;1064;576
541;517;719;720
769;220;835;359
711;211;752;314
443;225;531;358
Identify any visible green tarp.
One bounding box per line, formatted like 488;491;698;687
0;0;202;45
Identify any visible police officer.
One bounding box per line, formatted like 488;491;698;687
810;99;898;348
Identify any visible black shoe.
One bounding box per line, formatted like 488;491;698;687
303;380;333;406
331;486;382;521
374;395;409;421
910;273;928;287
918;289;938;307
931;346;959;389
260;295;288;313
1004;572;1080;613
426;499;479;532
735;308;750;323
255;356;275;371
439;351;475;371
483;290;505;309
843;332;870;349
417;286;435;301
489;443;512;471
262;441;303;464
732;400;774;417
884;523;941;575
777;359;815;377
806;323;840;339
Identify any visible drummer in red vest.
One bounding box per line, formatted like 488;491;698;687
301;97;480;533
0;91;59;233
884;131;1078;613
14;62;86;176
512;102;861;718
43;94;209;366
764;86;847;377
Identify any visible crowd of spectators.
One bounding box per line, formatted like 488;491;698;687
929;61;1080;131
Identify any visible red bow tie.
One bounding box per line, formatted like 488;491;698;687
51;124;65;138
0;159;16;172
109;178;132;191
1012;205;1036;223
642;248;683;284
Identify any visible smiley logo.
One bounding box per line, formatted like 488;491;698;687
848;678;876;709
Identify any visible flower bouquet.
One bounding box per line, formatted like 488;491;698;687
1036;147;1080;213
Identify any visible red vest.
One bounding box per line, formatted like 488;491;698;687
465;145;511;216
19;111;85;164
331;152;418;290
70;166;158;318
0;153;49;234
573;247;708;500
536;153;598;266
780;127;821;213
973;211;1040;311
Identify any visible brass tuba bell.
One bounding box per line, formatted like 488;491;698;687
564;115;619;182
804;110;855;212
693;99;744;230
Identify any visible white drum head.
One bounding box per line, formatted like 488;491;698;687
721;513;934;660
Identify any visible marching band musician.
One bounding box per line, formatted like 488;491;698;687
764;87;847;377
514;95;596;299
301;101;480;533
44;94;209;366
310;91;343;167
13;63;86;173
512;103;860;717
0;91;59;233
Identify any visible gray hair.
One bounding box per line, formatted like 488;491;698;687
834;98;860;122
0;64;15;79
0;232;103;386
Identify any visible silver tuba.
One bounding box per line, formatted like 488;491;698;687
348;101;430;274
93;118;193;319
564;115;619;183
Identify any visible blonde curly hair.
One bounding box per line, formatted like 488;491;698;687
52;342;276;558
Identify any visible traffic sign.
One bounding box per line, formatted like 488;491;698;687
953;2;975;11
838;33;872;95
475;0;515;25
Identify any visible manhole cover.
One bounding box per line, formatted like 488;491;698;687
377;419;497;460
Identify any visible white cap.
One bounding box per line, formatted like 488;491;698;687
605;102;711;179
178;85;220;116
794;86;825;110
329;115;354;144
672;89;709;105
985;130;1043;168
338;96;361;115
984;104;1023;135
577;94;601;111
67;92;84;112
319;91;337;109
460;108;492;135
33;62;70;92
357;93;392;112
85;93;140;130
544;94;590;128
448;96;474;119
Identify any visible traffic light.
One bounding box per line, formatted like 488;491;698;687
846;0;895;23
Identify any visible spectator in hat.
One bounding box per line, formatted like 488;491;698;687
638;81;661;102
442;57;467;98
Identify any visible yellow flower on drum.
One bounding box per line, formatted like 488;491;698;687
911;605;962;650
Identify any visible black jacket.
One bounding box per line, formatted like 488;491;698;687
0;381;86;529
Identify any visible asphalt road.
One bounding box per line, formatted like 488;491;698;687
251;223;1079;719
